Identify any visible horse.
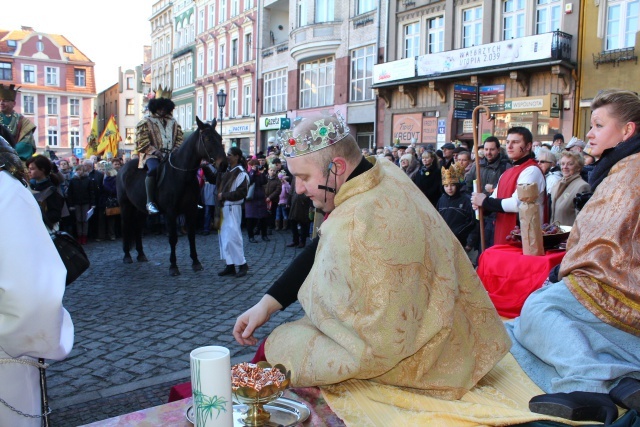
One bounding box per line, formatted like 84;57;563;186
117;117;226;276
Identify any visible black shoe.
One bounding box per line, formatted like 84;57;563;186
235;263;248;278
286;241;299;248
249;237;258;243
218;265;236;276
529;391;618;425
262;236;270;242
610;377;640;411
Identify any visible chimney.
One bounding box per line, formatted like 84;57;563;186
21;26;34;32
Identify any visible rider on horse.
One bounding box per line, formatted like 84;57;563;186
135;86;183;214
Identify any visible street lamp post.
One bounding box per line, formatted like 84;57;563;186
216;89;227;142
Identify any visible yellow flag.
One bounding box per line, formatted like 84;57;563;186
85;111;99;158
96;115;121;158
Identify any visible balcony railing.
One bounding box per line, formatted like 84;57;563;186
551;30;572;61
593;47;638;68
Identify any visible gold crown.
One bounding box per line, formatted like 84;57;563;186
154;85;172;100
441;165;464;186
0;84;20;102
277;112;349;158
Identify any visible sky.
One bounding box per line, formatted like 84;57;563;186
0;0;153;92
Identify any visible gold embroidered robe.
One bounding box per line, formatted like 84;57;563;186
135;115;183;168
265;159;510;399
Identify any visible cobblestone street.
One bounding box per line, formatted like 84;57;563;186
48;229;303;426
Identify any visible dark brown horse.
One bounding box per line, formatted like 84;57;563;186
117;117;225;275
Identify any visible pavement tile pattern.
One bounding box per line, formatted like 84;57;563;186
48;229;304;426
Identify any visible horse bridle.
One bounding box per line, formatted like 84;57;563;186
167;129;218;172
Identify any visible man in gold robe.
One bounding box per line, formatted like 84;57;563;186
234;113;510;399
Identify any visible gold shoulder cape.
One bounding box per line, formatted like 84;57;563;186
266;159;510;399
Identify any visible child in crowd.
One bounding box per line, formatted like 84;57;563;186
66;163;96;245
275;171;290;230
437;165;476;247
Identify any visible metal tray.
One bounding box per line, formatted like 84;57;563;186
187;397;310;426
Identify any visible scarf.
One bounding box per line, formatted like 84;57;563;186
589;133;640;191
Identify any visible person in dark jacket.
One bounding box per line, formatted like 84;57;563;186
412;150;442;207
26;155;65;230
286;175;312;248
245;159;270;242
67;163;96;244
102;163;118;241
264;164;282;234
437;165;476;247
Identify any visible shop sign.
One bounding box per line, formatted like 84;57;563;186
417;32;555;77
462;120;474;134
503;93;561;113
229;124;251;133
454;85;477;119
422;116;437;144
479;85;505;112
392;113;421;144
437;119;446;143
260;116;286;130
373;57;415;84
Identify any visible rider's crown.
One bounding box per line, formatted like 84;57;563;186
154;85;173;100
276;112;350;158
0;84;20;102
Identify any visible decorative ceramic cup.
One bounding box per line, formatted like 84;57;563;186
190;346;233;427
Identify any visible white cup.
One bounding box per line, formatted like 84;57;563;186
190;346;233;427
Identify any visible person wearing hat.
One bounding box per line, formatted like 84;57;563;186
232;112;509;396
0;84;36;161
135;86;184;214
551;133;564;153
565;136;586;153
0;136;74;427
437;164;475;246
440;142;456;169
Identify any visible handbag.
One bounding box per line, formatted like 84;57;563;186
246;182;256;201
51;231;90;286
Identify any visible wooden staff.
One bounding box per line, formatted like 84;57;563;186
472;105;491;253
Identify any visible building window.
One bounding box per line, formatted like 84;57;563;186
350;45;375;102
75;69;86;86
174;66;180;88
0;62;11;80
48;128;59;147
243;84;251;116
125;128;135;144
231;38;238;66
166;36;171;53
298;0;308;27
209;4;216;28
70;98;80;116
65;45;74;53
299;56;334;109
199;9;205;33
230;87;238;117
37;41;44;52
357;0;375;15
463;6;483;48
263;68;287;114
46;67;59;86
126;99;135;115
198;50;204;76
315;0;334;23
197;95;204;118
536;0;561;34
187;61;192;84
245;0;254;10
23;95;35;114
244;33;252;62
606;0;639;50
503;0;526;40
219;43;226;69
403;22;420;58
427;16;445;54
208;47;215;73
208;93;214;119
126;76;134;89
23;65;36;83
219;0;227;23
47;97;58;115
70;129;80;148
231;0;239;16
186;104;193;129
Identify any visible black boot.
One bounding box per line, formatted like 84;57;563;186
529;391;618;425
145;176;159;214
610;377;640;411
235;263;248;278
218;264;236;276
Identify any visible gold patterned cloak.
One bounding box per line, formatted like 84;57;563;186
265;159;510;400
560;152;640;336
135;114;183;168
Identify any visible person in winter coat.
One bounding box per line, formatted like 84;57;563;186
102;163;118;241
437;165;476;247
412;150;442;207
275;171;291;230
245;159;270;243
66;163;96;244
199;161;216;236
25;155;65;230
287;175;312;248
400;153;420;181
264;164;282;234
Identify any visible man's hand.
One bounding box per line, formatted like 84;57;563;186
471;192;486;210
233;295;283;346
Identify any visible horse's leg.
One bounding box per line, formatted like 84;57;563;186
135;211;148;262
121;203;133;264
187;205;203;272
167;213;180;276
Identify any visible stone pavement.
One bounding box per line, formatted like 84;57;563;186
48;228;305;426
